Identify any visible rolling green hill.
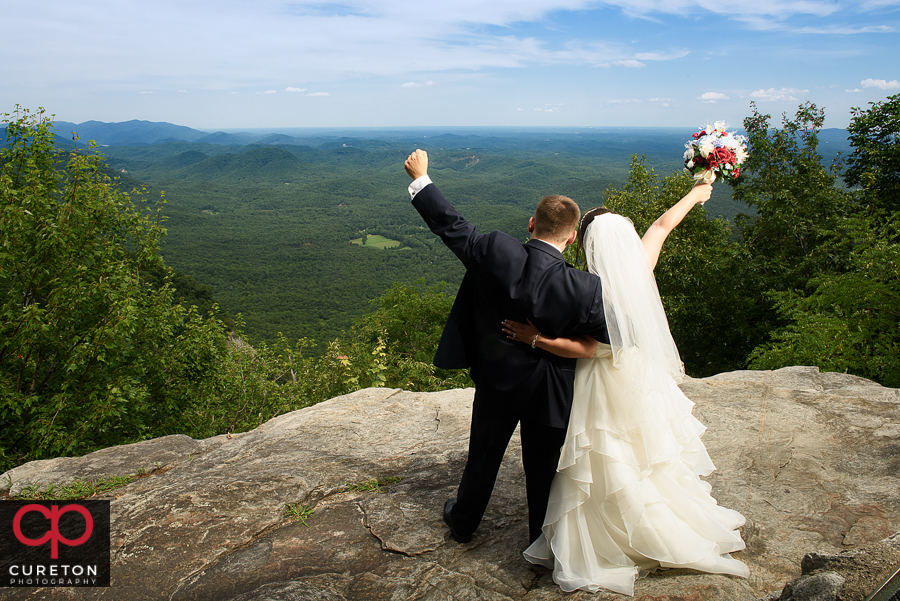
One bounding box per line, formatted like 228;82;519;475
82;125;851;348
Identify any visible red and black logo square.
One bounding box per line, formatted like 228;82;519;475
1;500;110;587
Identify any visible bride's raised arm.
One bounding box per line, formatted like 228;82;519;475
640;182;712;270
502;319;598;359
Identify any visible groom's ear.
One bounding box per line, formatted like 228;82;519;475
564;229;577;246
528;217;536;235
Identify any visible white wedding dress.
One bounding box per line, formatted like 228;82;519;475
524;214;749;596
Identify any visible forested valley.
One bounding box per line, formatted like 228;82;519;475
95;125;764;346
2;97;896;473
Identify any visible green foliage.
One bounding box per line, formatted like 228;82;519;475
0;108;254;472
141;265;235;329
1;107;188;466
749;212;900;386
845;93;900;213
344;475;403;493
732;102;854;292
285;502;314;526
338;280;473;392
16;474;136;500
738;98;899;385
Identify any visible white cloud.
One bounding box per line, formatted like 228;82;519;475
608;98;642;104
748;87;808;101
307;92;330;97
2;1;892;89
178;89;188;93
699;92;729;103
591;49;686;69
604;59;646;68
634;50;690;61
845;88;863;93
140;91;154;95
791;24;893;34
861;78;900;90
534;104;563;112
649;97;674;107
5;0;899;127
401;80;436;89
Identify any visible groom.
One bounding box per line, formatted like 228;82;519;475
404;150;609;544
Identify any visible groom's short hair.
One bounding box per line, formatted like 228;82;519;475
533;195;581;243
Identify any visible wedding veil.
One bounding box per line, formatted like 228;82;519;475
583;213;684;384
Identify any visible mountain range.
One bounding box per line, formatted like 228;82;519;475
40;118;854;155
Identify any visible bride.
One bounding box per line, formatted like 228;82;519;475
502;183;749;596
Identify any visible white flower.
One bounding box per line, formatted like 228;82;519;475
684;148;695;160
700;140;715;157
694;169;717;184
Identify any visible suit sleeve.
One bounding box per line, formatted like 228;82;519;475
580;277;611;344
410;183;484;267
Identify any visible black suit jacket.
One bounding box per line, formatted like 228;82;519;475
412;183;609;428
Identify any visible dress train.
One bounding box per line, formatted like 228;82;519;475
524;345;749;595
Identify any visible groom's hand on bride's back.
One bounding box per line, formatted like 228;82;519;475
405;149;428;180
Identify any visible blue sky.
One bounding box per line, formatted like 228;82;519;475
2;0;899;130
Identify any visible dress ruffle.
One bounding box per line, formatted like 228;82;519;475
524;345;749;596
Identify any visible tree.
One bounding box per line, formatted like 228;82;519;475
734;100;899;387
731;102;854;293
845;93;900;213
0;107;229;470
347;279;472;391
748;212;900;386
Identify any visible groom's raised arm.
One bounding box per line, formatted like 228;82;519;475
404;150;481;266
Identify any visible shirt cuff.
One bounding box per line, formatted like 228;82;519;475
408;175;433;199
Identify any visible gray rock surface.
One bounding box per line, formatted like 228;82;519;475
780;571;846;601
3;366;900;600
762;533;900;601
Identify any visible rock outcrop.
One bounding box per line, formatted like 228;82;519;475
760;534;900;601
3;366;900;600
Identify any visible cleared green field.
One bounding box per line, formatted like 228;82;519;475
351;234;401;249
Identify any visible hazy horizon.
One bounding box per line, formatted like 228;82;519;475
45;120;855;137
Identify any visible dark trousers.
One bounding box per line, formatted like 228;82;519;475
449;391;568;543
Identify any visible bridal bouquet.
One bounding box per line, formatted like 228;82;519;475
683;122;748;184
